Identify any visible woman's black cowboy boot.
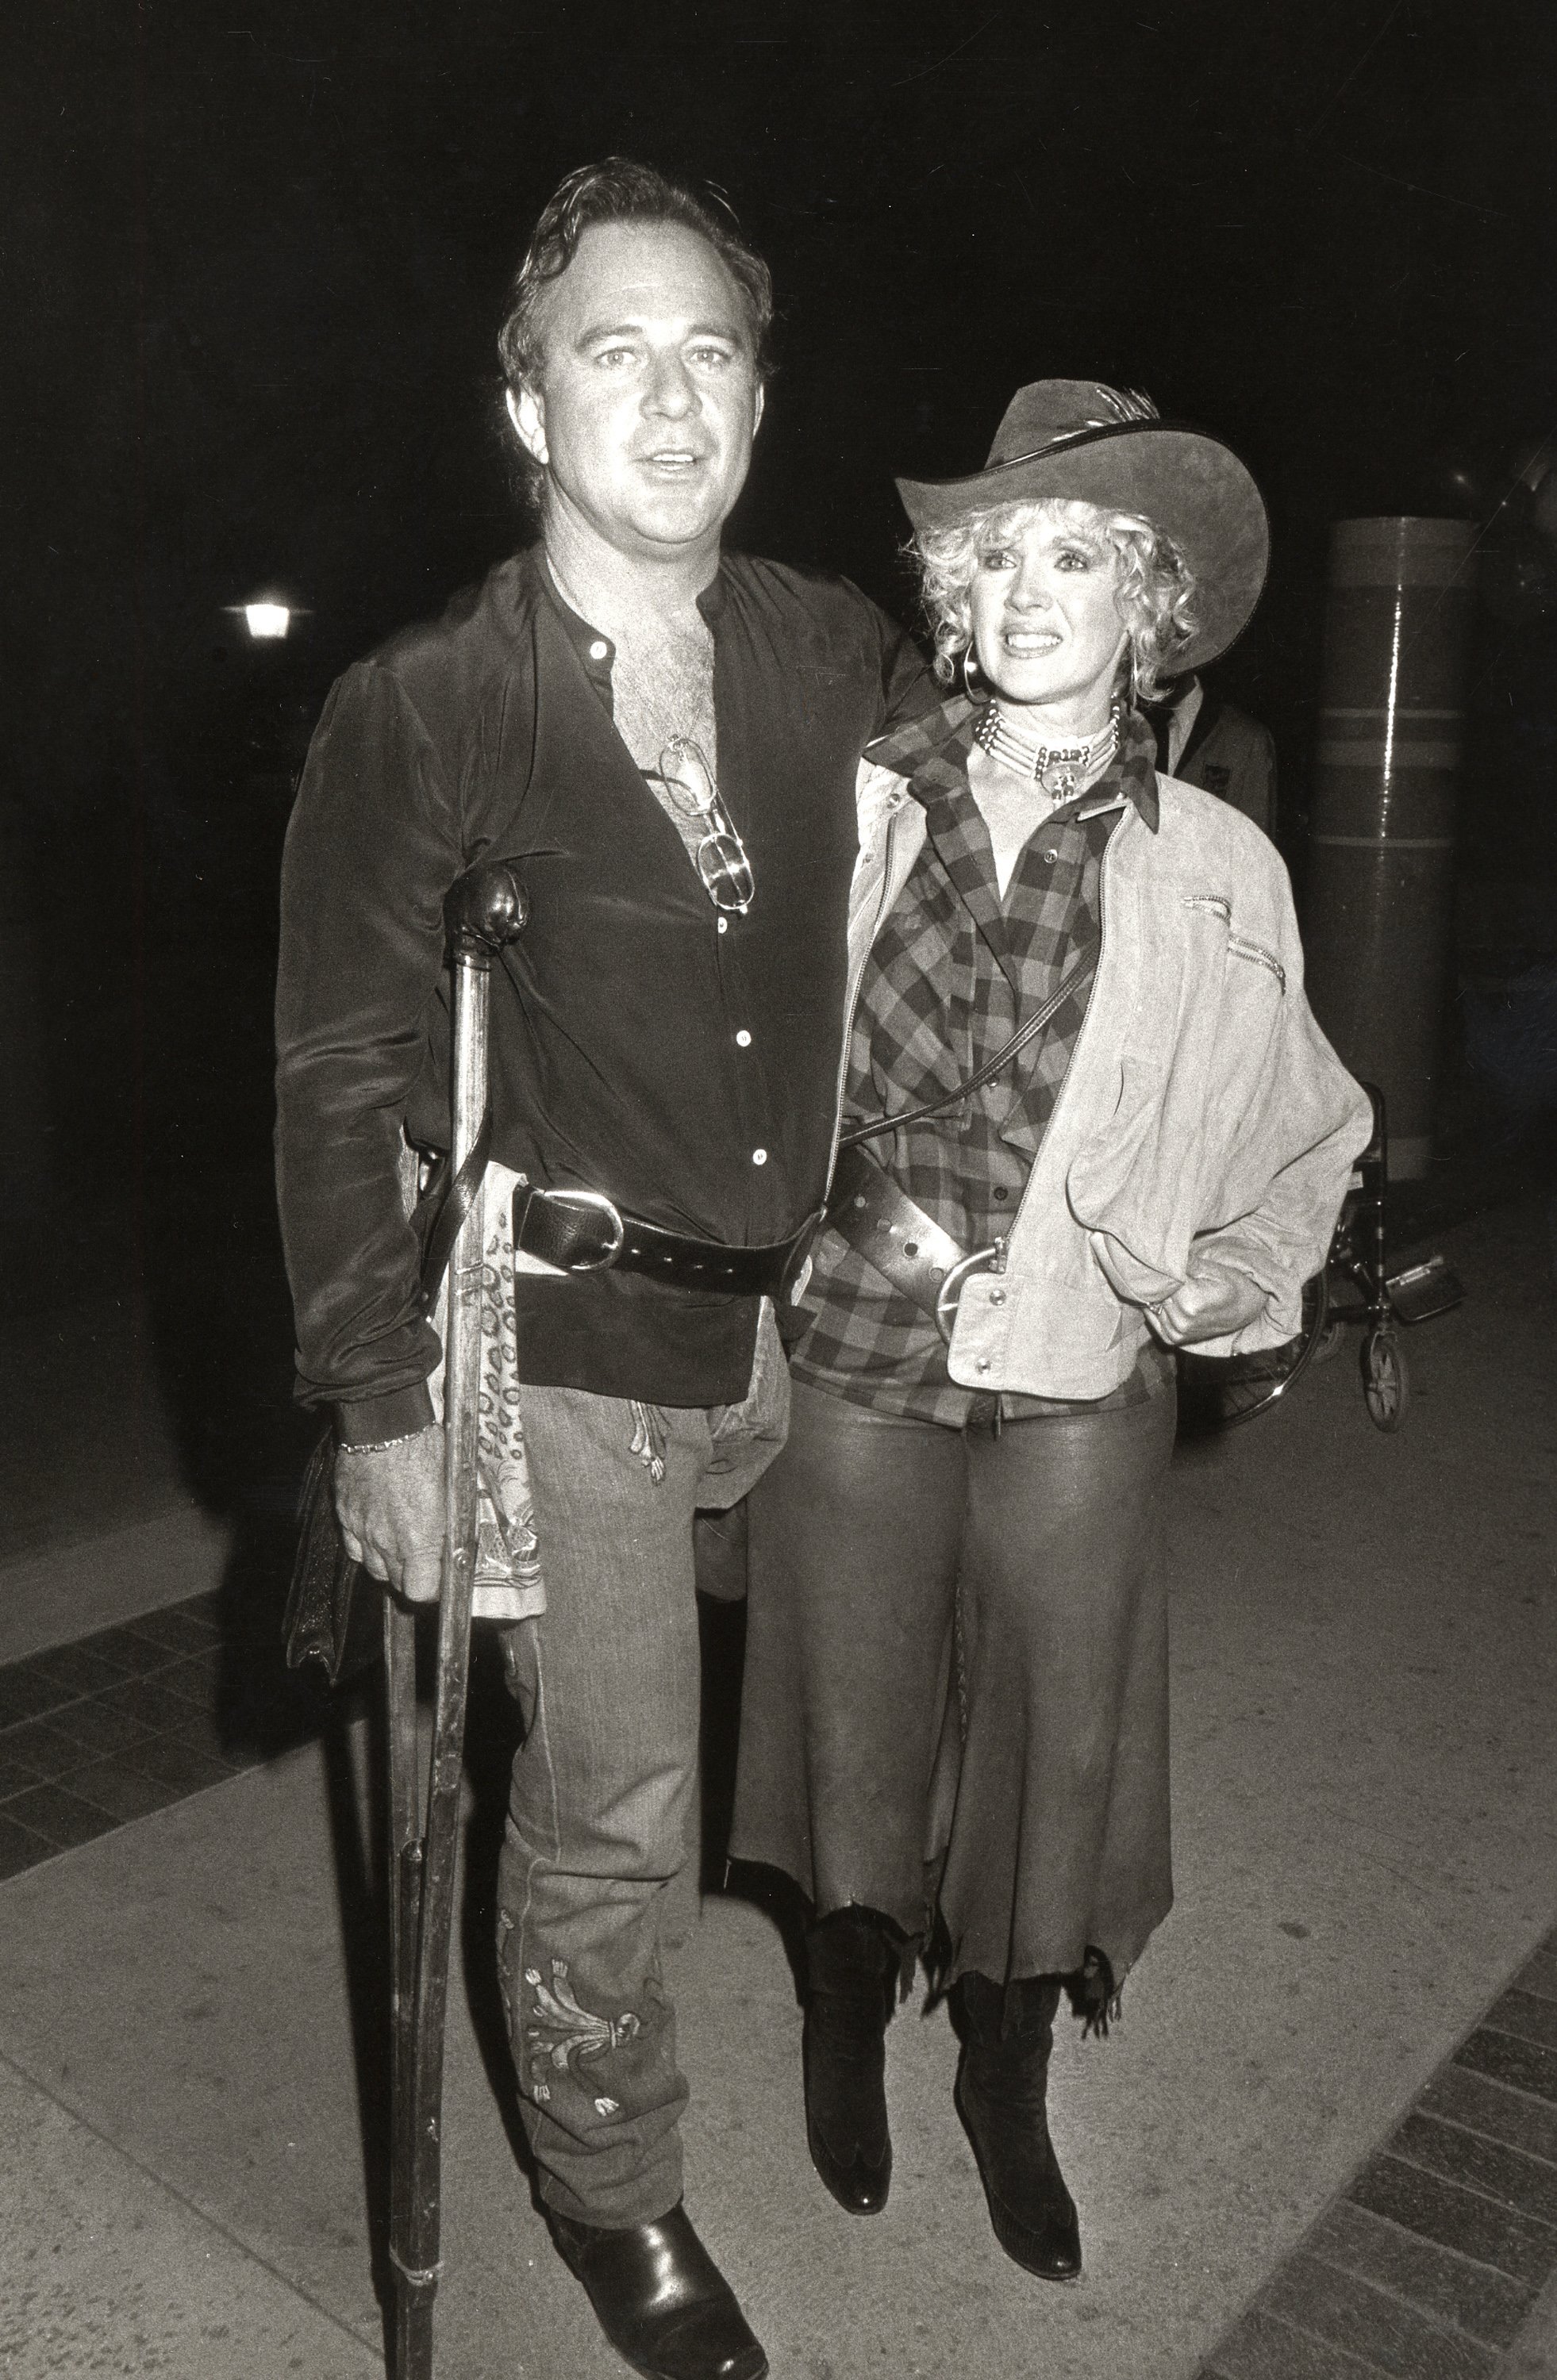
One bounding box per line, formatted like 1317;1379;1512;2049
954;1971;1082;2280
802;1906;898;2215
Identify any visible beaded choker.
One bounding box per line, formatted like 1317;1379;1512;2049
973;702;1120;800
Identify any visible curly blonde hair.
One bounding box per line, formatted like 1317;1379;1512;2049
914;497;1198;701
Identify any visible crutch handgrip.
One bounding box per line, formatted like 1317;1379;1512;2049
444;861;528;957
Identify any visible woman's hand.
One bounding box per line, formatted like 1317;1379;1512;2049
1147;1264;1270;1347
334;1426;447;1603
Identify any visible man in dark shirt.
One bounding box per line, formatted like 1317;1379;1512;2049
275;159;928;2380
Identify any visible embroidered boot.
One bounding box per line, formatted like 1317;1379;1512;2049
954;1971;1082;2280
802;1906;898;2215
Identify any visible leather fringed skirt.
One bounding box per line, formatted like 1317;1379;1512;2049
729;1375;1176;1991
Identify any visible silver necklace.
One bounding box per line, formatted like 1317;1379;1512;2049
974;703;1120;800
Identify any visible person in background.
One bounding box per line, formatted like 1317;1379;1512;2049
1149;667;1277;835
730;382;1371;2282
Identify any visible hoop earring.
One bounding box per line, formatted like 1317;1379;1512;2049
961;647;983;694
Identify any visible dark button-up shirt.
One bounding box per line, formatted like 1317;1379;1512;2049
275;545;931;1430
792;698;1175;1424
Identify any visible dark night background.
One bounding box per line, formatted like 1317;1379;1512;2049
4;0;1556;1549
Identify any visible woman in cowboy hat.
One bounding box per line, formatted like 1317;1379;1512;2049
729;382;1371;2278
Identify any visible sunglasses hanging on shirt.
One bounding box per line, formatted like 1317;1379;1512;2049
644;735;755;916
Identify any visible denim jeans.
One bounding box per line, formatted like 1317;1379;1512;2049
494;1303;788;2227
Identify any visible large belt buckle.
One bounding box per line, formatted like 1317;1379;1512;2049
935;1244;1003;1345
544;1187;626;1272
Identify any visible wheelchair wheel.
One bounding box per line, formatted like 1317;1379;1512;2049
1361;1327;1409;1432
1190;1269;1331;1430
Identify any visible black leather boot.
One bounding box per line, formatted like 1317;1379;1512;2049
954;1971;1082;2280
550;2202;768;2380
802;1905;898;2215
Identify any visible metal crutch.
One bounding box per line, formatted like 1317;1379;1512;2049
384;860;527;2380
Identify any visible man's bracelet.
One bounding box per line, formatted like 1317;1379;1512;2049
336;1424;440;1457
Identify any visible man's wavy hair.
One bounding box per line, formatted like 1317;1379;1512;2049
915;497;1199;703
496;158;775;505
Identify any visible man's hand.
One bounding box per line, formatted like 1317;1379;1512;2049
1147;1263;1270;1347
334;1426;447;1603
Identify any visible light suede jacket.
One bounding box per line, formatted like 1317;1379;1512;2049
832;759;1374;1400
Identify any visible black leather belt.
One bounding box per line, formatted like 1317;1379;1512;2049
826;1142;1002;1342
513;1183;819;1300
823;940;1098;1341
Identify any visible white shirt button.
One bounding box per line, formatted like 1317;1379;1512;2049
588;639;609;660
717;917;729;934
752;1148;767;1166
735;1030;752;1047
975;1357;992;1373
989;1288;1007;1307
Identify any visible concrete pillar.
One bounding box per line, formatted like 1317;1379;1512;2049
1302;517;1480;1180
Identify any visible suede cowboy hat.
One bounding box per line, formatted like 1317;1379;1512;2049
897;379;1270;672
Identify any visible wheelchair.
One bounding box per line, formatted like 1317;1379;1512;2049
1179;1085;1463;1434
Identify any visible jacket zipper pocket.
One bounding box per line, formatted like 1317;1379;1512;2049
1228;934;1286;992
1183;893;1285;993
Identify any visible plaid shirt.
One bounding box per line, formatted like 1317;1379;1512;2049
791;698;1176;1425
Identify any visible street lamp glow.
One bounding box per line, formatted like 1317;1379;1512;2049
244;602;291;640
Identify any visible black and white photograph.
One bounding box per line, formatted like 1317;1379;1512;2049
3;6;1556;2376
